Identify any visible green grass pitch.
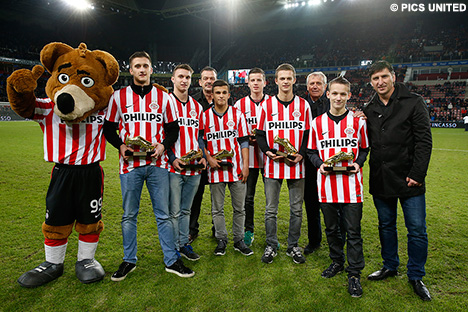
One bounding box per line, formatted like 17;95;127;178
0;122;467;311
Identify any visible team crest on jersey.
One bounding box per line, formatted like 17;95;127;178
190;110;197;118
226;119;235;128
292;110;301;118
344;126;355;136
149;101;159;110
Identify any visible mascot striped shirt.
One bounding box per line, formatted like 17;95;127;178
106;85;178;174
169;93;204;175
201;105;249;183
308;111;369;203
34;98;106;165
234;95;269;169
257;95;311;180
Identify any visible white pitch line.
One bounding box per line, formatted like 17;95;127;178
433;148;468;153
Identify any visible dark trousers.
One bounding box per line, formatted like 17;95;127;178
244;168;264;233
304;159;322;248
321;202;364;277
189;170;208;237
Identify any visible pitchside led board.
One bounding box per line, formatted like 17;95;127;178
228;69;250;84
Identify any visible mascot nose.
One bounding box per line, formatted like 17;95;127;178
57;93;75;115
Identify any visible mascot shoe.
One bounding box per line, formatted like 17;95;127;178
17;261;64;288
75;259;105;284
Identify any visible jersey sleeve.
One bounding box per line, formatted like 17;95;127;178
105;92;120;123
237;108;249;138
257;102;267;131
164;92;178;124
359;118;369;149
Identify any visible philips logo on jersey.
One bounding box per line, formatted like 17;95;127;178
123;112;163;123
206;130;238;141
178;117;199;128
268;121;304;130
60;115;104;124
320;138;358;149
246;117;257;125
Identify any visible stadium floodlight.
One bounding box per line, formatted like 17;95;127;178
308;0;321;5
62;0;94;11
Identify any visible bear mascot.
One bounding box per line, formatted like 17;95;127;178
7;42;119;288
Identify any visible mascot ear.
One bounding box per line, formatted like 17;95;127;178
93;50;120;86
40;42;74;74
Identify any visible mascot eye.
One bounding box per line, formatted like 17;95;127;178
58;73;70;84
81;77;95;88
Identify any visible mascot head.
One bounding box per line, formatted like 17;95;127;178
41;42;119;123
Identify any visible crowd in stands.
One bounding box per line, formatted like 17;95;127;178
1;14;467;123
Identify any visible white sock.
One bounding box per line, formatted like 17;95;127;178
77;240;98;261
45;243;67;264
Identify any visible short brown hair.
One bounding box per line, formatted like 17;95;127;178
212;79;230;93
275;63;296;78
200;66;217;76
248;67;265;80
129;51;151;65
328;76;351;92
173;64;194;76
368;60;394;77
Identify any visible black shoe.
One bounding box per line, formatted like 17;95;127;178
214;239;227;256
180;244;200;261
75;259;105;284
304;244;320;255
188;233;198;244
321;262;344;278
165;258;195;278
348;276;363;298
261;246;277;264
111;261;136;282
234;240;254;256
17;261;64;288
409;280;431;301
286;246;306;264
367;267;398;281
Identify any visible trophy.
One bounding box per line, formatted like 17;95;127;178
250;128;257;138
212;149;234;167
179;149;205;170
124;136;155;157
323;151;355;172
273;135;297;161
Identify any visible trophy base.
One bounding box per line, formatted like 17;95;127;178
217;160;233;168
274;150;296;161
180;164;205;170
125;151;153;157
324;166;354;172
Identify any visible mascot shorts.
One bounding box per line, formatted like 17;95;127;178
45;162;104;226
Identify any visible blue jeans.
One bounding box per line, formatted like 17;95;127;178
373;194;428;280
120;165;177;266
264;177;304;250
168;173;201;249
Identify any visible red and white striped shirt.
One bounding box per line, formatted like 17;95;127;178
201;105;249;183
257;95;311;179
106;85;178;174
308;111;369;203
33;98;106;165
169;93;204;175
234;95;269;169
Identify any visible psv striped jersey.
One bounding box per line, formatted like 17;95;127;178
201;105;249;183
234;95;269;169
33;98;106;165
169;93;204;175
106;85;178;174
257;95;311;179
308;111;369;203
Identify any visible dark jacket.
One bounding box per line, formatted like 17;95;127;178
305;94;330;119
363;82;432;198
